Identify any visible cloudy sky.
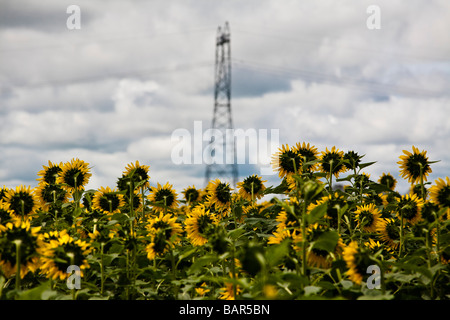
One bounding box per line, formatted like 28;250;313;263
1;0;449;196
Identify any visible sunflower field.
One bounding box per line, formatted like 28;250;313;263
0;143;449;300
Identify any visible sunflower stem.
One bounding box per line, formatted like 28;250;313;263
68;253;76;300
329;160;334;193
399;210;404;257
100;242;105;295
301;194;309;285
125;249;130;300
231;201;238;299
141;186;146;221
419;164;426;200
251;182;255;204
14;240;22;292
170;248;178;297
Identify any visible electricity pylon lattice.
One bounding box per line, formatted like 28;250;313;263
205;22;238;188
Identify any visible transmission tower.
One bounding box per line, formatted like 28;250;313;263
205;22;238;187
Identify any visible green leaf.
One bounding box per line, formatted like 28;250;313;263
358;161;377;169
307;203;328;224
228;225;247;240
311;231;339;253
303;285;322;296
266;239;291;268
16;281;56;300
187;254;218;274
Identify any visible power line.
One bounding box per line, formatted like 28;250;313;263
0;26;217;53
232;57;444;99
8;61;214;88
231;26;450;63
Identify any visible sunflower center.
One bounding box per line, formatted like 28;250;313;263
343;151;361;170
380;175;395;188
386;222;400;240
2;228;39;264
41;185;66;203
155;189;175;207
279;150;302;174
185;189;199;202
359;210;374;226
242;176;263;194
437;185;450;207
63;168;86;188
44;166;62;184
197;214;214;236
311;247;329;257
152;220;173;239
321;153;344;174
52;245;85;271
405;154;430;180
129;167;149;184
152;232;168;253
9;192;35;216
215;183;231;204
99;194;121;212
398;201;419;221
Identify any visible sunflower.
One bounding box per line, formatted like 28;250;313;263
35;182;70;210
148;182;179;213
354;173;371;191
319;146;347;178
307;192;347;228
378;173;397;191
219;274;243;300
271;144;303;178
182;185;201;205
37;160;63;186
354;203;382;233
429;177;450;218
343;150;363;171
145;212;183;260
39;230;92;281
363;193;388;208
237;175;267;202
306;223;343;269
421;201;439;224
0;201;13;224
376;218;400;249
396;193;424;225
242;203;262;218
206;179;232;211
0;186;9;202
3;185;39;220
92;186;125;215
441;246;450;265
397;145;432;184
273;208;300;232
364;238;395;260
120;160;150;190
185;204;220;246
294;142;319;172
195;282;211;297
0;217;43;278
56;158;92;192
343;241;378;285
268;228;298;246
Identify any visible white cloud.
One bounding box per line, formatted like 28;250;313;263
1;0;449;197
